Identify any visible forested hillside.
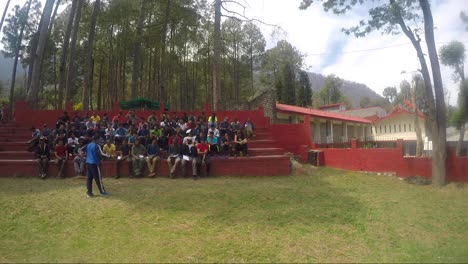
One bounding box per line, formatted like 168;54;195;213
308;72;383;108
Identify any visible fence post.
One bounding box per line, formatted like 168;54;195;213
352;138;358;149
396;139;404;149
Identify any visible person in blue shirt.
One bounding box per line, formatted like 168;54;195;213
146;139;160;177
85;135;110;197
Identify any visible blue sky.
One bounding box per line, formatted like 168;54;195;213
239;0;468;106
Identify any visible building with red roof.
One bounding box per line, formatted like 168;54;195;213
276;103;372;144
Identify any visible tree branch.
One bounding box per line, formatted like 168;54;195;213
220;6;282;29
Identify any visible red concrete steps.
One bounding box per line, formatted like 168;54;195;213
248;147;285;156
0;151;32;159
247;139;278;148
0;155;291;178
0;135;31;142
0;142;29;151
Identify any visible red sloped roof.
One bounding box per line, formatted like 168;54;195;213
377;106;426;122
318;102;346;109
276;103;372;124
364;115;380;122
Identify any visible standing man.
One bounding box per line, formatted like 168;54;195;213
85;135;110;197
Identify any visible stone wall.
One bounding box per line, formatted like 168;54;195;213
220;89;276;121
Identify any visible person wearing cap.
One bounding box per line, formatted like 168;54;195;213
183;129;196;145
35;137;50;179
85;135;110;197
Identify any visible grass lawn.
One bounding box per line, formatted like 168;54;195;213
1;167;467;263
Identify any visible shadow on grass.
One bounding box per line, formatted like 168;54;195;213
0;171;365;228
107;173;365;228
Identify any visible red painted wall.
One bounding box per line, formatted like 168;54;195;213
14;101;270;129
270;123;311;161
314;142;467;182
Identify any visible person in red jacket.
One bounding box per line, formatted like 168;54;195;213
196;138;210;177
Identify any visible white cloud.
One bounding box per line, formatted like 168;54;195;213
241;0;468;106
2;0;467;106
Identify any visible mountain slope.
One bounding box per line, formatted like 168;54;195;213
307;72;383;108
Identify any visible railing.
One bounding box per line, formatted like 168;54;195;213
359;136;398;149
315;136;352;148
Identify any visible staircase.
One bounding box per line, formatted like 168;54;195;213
0;122;291;178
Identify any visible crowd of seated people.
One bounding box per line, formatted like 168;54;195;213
30;110;256;179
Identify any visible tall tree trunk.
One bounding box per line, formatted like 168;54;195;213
420;0;447;186
159;0;170;103
82;0;100;111
131;0;145;99
47;0;61;33
97;60;103;110
456;74;466;156
213;0;222;110
57;0;77;110
0;0;11;34
26;0;55;106
65;0;83;103
8;0;32;119
393;0;445;184
412;79;424;157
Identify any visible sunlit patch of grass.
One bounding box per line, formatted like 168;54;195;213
1;167;467;262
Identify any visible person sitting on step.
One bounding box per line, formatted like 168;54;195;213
146;139;160;177
166;134;182;178
181;139;198;179
54;138;68;178
131;138;147;178
115;139;133;179
220;133;233;157
196;138;210;177
35;136;50;179
207;131;220;156
73;139;86;177
234;129;249;158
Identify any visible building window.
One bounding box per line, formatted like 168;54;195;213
385;125;387;133
404;124;406;132
379;125;382;134
399;124;401;132
409;124;412;131
394;125;396;133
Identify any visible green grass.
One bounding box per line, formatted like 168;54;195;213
1;167;468;263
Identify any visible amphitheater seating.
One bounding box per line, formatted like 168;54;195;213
0;122;291;178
